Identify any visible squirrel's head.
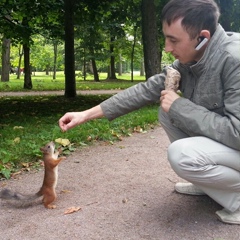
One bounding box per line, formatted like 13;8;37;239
40;141;55;155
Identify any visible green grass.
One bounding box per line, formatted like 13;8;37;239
0;71;145;91
0;93;159;179
0;72;159;179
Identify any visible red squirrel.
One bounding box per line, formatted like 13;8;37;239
0;141;66;209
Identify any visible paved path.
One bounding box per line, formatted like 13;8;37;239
0;89;122;97
1;126;240;240
1;90;240;239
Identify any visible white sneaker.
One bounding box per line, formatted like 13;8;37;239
216;208;240;225
175;182;206;196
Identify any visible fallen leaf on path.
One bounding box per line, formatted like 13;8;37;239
11;171;22;178
64;206;81;215
134;126;142;132
60;189;72;194
21;162;30;168
118;145;125;149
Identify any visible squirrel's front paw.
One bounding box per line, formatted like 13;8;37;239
57;147;63;154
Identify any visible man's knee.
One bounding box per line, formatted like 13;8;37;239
167;138;200;177
167;139;184;175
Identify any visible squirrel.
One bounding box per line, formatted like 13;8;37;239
0;141;66;209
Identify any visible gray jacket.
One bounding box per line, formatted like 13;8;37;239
100;25;240;150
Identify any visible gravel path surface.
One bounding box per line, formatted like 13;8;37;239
1;126;239;240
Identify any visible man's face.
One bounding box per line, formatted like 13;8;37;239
163;19;203;64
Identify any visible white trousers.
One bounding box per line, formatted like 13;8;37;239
159;109;240;212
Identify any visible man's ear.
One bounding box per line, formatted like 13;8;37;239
195;30;211;50
199;30;211;40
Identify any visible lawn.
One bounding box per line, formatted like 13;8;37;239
0;71;145;91
0;73;159;179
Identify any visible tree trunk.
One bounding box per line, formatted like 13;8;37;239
91;59;99;82
64;0;76;98
118;54;122;76
17;44;23;79
130;25;138;82
107;66;110;79
23;44;32;89
140;59;145;76
53;42;57;80
141;0;161;80
83;48;86;81
89;47;99;82
45;65;50;75
1;38;11;82
108;36;117;80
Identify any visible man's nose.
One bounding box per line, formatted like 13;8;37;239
165;40;173;53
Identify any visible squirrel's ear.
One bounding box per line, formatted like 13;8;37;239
40;147;43;152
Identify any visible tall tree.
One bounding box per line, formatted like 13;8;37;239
64;0;76;97
22;16;33;89
108;36;117;80
1;38;10;82
0;1;37;88
0;0;64;88
53;41;58;80
103;2;127;80
141;0;161;79
74;1;105;82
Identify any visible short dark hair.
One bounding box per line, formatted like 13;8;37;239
161;0;220;39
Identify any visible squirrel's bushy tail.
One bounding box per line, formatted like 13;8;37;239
0;188;42;202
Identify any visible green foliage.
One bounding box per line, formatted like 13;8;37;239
0;0;64;44
29;35;64;71
215;0;240;32
162;52;175;67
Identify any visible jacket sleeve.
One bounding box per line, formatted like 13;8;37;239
100;73;166;121
169;61;240;151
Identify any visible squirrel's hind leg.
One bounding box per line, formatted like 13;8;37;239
42;194;56;209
